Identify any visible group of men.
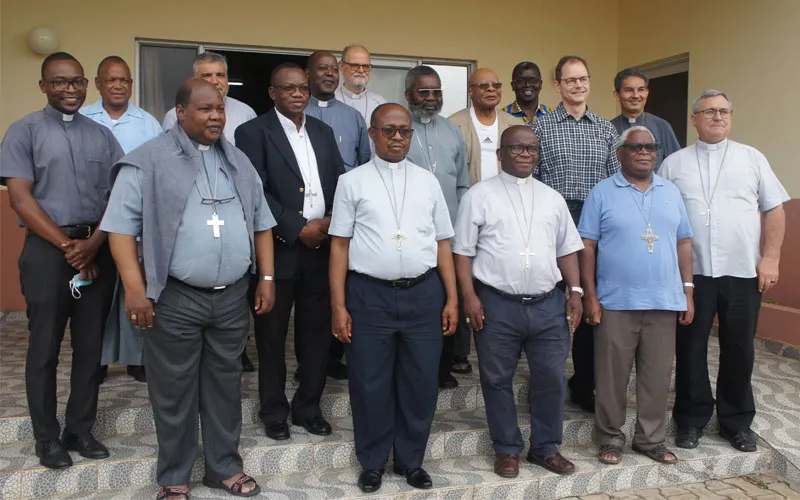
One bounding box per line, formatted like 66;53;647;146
0;42;788;499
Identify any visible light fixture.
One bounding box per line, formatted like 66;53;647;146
228;81;244;86
28;27;59;55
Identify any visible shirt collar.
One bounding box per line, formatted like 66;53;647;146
311;96;338;108
85;99;145;121
339;86;366;99
613;170;664;188
619;112;645;125
412;113;439;125
275;108;306;132
374;156;405;171
554;102;596;123
696;138;729;151
44;104;77;122
499;170;533;185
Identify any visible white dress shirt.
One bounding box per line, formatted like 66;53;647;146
162;95;256;146
453;171;584;295
275;109;326;221
470;107;499;181
328;157;454;280
660;139;789;278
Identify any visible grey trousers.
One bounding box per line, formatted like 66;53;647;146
594;310;676;450
143;276;250;486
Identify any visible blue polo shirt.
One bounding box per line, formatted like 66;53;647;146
578;171;693;311
80;100;162;154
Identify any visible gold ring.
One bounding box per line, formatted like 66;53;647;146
465;318;471;323
130;313;138;320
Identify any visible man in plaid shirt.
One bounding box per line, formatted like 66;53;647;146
533;55;620;413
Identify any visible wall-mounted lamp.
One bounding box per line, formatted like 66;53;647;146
28;27;59;55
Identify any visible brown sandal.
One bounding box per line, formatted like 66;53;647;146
632;444;678;464
156;486;190;500
598;444;622;465
203;473;261;497
526;451;576;475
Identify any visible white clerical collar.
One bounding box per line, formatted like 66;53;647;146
198;144;210;151
62;113;74;122
340;86;366;99
275;107;306;132
500;170;532;185
697;138;728;152
374;156;405;171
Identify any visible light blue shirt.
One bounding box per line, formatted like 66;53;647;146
578;172;693;311
305;96;370;171
80;100;162;154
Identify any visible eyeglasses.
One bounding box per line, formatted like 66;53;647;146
273;84;310;94
341;61;371;72
695;108;732;119
199;169;236;205
620;142;660;153
560;76;590;87
374;126;414;139
103;77;133;86
501;144;540;156
470;81;503;90
512;77;542;88
415;88;442;97
45;78;89;91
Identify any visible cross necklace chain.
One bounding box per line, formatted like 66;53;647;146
501;178;536;270
297;134;319;207
374;162;409;250
626;185;658;253
414;120;438;173
197;149;225;238
695;142;729;227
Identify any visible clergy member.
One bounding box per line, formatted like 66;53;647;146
610;68;681;169
235;63;345;440
453;125;584;479
80;55;162;384
579;126;694;466
404;65;470;389
101;78;276;500
1;52;123;469
329;103;458;493
660;90;789;453
533;55;620;413
335;44;388;125
504;61;550;127
449;68;524;185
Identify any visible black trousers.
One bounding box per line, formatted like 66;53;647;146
673;275;762;433
252;247;331;423
19;233;116;441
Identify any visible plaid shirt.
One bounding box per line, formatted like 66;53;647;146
533;103;620;201
504;101;550;128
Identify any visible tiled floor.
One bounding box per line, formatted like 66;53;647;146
567;473;800;498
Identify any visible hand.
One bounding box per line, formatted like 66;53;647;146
441;299;458;336
62;239;100;269
757;256;780;293
298;220;328;248
582;295;602;327
254;280;275;315
463;292;485;332
80;261;99;281
566;293;584;334
332;306;352;344
125;289;155;329
679;291;695;326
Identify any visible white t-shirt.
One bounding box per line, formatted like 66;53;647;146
470;107;499;181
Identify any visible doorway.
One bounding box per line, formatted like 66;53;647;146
636;54;690;147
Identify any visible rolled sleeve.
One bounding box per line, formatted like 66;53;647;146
557;198;584;257
452;189;479;256
100;165;143;236
328;179;356;238
432;182;455;240
577;187;602;240
0;122;35;183
755;152;790;212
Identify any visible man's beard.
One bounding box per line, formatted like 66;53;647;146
409;101;442;120
345;75;368;92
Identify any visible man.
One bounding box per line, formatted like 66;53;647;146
504;61;550;127
579;126;694;466
610;68;681;169
101;78;276;500
453;125;584;479
449;68;524;185
335;44;388;125
235;63;344;441
533;55;621;413
80;55;162;383
329;103;458;493
1;52;122;470
660;90;789;453
405;65;470;389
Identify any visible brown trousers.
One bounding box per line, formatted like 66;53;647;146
595;310;677;450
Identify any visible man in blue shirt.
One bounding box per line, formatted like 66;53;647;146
578;126;694;466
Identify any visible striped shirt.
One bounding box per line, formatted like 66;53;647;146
504;101;550;127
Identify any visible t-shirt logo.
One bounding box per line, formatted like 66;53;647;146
483;137;493;143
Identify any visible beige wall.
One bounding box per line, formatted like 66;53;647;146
1;0;620;136
618;0;800;196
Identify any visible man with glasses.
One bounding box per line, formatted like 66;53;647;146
335;44;388;126
533;55;620;414
660;90;789;453
329;103;458;493
236;63;345;441
80;55;162;385
453;125;583;478
579;126;693;467
504;61;550;127
1;52;123;470
450;68;524;185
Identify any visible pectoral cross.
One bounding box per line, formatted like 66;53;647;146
519;248;536;269
305;189;318;208
207;212;225;238
704;208;711;227
392;229;407;250
641;225;658;253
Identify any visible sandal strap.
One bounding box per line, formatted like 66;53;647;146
232;474;256;493
158;487;190;500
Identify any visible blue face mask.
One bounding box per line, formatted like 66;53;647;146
69;273;93;299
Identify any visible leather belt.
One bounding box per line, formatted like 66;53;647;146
168;276;232;293
356;268;436;290
475;280;556;305
55;223;97;240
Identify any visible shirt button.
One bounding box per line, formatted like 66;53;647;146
299;187;304;193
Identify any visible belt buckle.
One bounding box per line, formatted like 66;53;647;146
82;225;92;239
213;285;227;290
391;280;404;289
521;296;533;304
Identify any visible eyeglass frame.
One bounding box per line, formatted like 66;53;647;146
371;126;415;139
43;78;90;91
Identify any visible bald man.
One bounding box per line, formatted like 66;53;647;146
449;68;524;186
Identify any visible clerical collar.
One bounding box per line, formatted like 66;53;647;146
340;86;366;99
275;107;306;132
312;96;336;108
500;170;532;185
188;137;215;151
697;138;729;152
374;156;405;171
625;113;645;124
44;105;76;122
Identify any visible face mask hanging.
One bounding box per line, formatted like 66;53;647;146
69;273;93;299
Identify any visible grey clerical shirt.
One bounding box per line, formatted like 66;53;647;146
305;96;370;171
101;141;276;288
0;105;124;226
610;112;681;169
407;113;470;226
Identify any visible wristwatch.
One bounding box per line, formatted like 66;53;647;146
260;275;275;282
569;286;584;298
683;282;695;289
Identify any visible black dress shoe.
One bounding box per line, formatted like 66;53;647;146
35;439;73;469
569;392;595;413
357;469;384;493
264;420;290;440
675;427;702;449
438;372;458;390
326;362;348;380
61;432;110;459
720;428;757;452
293;415;332;436
394;466;433;489
126;365;147;383
241;351;255;372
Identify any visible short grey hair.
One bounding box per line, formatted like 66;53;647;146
405;65;440;92
341;43;370;63
616;126;655;149
692;89;731;113
193;51;228;75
